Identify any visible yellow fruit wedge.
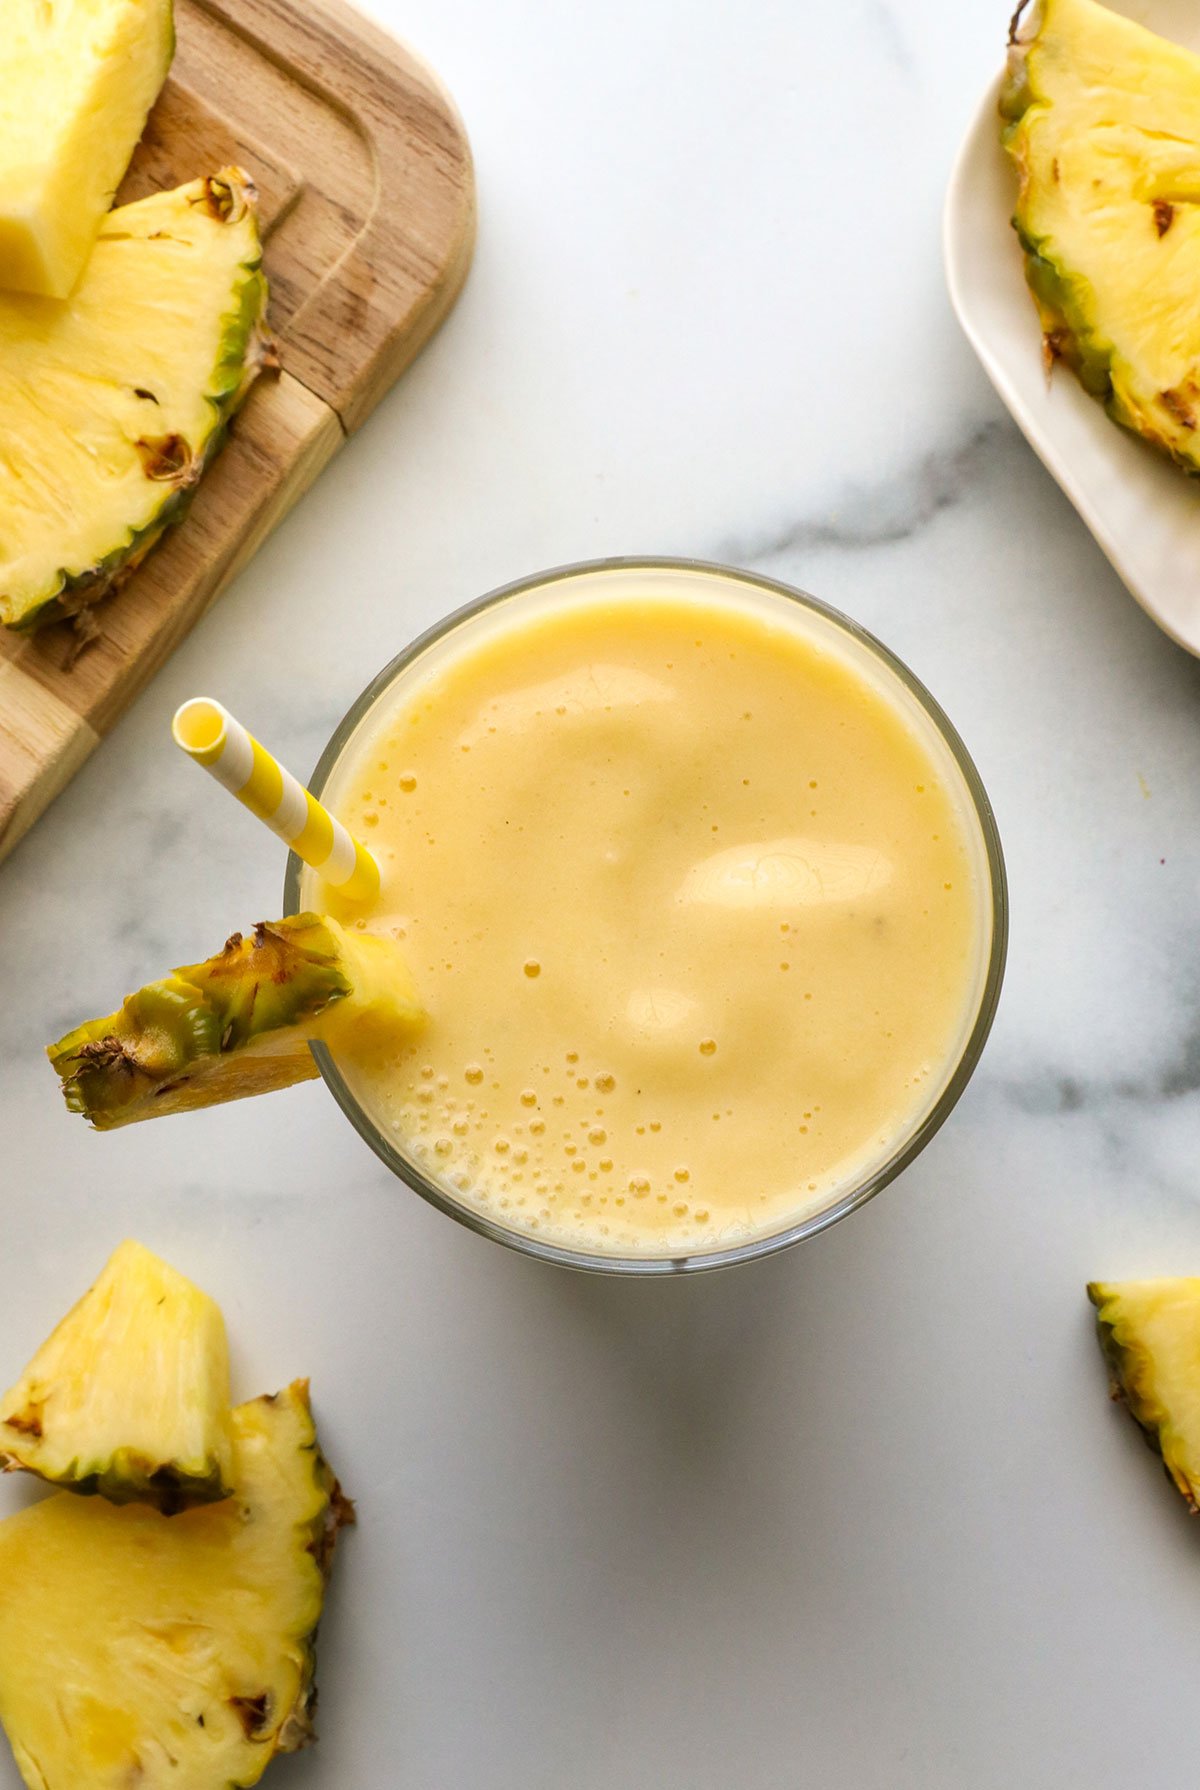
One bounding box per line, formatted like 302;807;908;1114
1003;0;1200;469
0;1240;232;1513
48;913;424;1128
1089;1278;1200;1509
0;1382;353;1790
0;0;175;298
0;169;271;632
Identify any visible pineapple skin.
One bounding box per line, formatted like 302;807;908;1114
47;914;422;1129
1001;0;1119;403
0;1240;233;1515
19;1447;230;1513
0;1382;354;1790
1001;0;1200;469
2;170;274;633
1088;1279;1200;1511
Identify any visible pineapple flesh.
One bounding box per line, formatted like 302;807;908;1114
1088;1278;1200;1509
0;1381;353;1790
0;168;272;632
0;0;174;299
48;913;424;1128
0;1240;232;1514
1003;0;1200;468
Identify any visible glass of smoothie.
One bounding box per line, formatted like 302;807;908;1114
286;559;1006;1274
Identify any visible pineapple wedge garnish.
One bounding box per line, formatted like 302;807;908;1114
0;0;174;298
1088;1279;1200;1510
0;1241;232;1513
0;168;272;632
0;1382;353;1790
48;913;422;1128
1003;0;1200;469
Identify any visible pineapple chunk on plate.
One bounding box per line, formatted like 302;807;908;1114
0;1240;232;1513
0;1382;353;1790
48;913;423;1128
1003;0;1200;472
0;169;272;633
0;0;174;298
1089;1278;1200;1509
945;0;1200;656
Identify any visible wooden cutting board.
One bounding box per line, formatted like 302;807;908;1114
0;0;474;865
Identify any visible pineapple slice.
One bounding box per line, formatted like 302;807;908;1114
48;913;422;1128
0;1240;232;1513
0;1382;353;1790
1088;1279;1200;1509
0;168;272;632
1002;0;1200;469
0;0;174;298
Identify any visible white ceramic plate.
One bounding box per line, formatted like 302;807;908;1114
944;1;1200;657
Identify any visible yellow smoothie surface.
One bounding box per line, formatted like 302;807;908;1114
309;579;992;1258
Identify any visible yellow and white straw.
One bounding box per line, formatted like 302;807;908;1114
172;697;380;904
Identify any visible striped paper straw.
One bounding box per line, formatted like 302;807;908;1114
172;698;380;904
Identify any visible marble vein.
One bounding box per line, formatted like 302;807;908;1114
720;417;1016;565
995;1041;1200;1117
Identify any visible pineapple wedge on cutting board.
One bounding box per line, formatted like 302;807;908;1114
0;0;174;298
0;170;274;633
1003;0;1200;470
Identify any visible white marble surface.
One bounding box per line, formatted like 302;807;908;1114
5;0;1200;1784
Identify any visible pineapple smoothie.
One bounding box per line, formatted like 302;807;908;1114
303;564;1000;1262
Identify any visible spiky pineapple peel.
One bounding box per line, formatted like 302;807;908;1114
0;167;275;633
48;913;422;1129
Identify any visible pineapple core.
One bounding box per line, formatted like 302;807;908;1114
0;1239;232;1512
0;0;174;298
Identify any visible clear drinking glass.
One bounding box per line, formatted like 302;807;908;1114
284;558;1008;1275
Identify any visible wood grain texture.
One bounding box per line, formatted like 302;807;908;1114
0;0;475;865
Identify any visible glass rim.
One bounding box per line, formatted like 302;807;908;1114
284;555;1009;1276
